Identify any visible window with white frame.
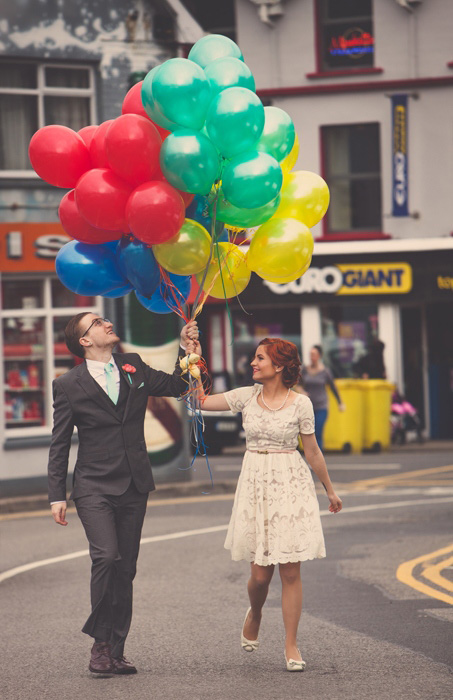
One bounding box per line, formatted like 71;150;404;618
1;275;101;436
322;122;382;234
0;62;96;176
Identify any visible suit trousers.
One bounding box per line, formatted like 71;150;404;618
75;481;148;657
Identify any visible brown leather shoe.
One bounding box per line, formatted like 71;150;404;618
112;656;137;674
89;642;114;674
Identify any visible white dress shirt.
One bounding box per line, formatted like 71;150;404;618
51;357;120;506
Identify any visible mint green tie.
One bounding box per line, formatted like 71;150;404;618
104;363;119;405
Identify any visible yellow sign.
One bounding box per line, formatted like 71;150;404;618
336;263;412;295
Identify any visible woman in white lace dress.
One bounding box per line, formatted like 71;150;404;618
199;337;342;671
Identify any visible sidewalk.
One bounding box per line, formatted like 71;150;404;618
0;440;451;515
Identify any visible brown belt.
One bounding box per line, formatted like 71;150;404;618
247;449;297;454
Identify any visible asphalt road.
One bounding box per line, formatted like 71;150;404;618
1;448;453;700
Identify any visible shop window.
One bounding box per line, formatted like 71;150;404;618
316;0;375;72
322;123;382;234
0;62;95;175
232;308;301;387
321;304;378;377
1;276;99;436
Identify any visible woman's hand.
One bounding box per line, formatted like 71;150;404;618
327;492;342;514
339;402;346;412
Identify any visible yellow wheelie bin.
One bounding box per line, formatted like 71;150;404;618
360;380;395;452
323;379;365;454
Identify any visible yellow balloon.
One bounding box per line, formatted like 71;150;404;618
153;218;211;275
280;132;299;174
273;170;330;228
260;258;311;284
247;217;313;280
196;242;250;299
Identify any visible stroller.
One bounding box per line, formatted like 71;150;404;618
391;391;424;445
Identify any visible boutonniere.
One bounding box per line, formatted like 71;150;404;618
122;364;136;384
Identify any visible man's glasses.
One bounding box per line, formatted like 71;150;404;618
80;318;111;338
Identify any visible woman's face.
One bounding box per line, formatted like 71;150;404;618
310;347;321;364
250;345;279;382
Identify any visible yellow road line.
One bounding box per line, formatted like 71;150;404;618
422;555;453;593
396;543;453;605
348;465;453;491
0;493;235;522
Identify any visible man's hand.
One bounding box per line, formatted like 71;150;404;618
51;502;68;526
180;320;200;352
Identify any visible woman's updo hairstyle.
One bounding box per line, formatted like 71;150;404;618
257;338;301;388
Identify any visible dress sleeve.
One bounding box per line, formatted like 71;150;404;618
223;385;257;414
298;395;315;434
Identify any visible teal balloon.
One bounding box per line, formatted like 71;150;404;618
222;150;283;209
204;57;255;100
152;58;210;131
141;66;178;131
160;129;221;195
206;87;264;159
216;190;281;228
256;106;296;161
188;34;243;69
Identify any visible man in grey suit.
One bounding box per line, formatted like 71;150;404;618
48;312;199;675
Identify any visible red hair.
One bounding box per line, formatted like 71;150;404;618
257;338;301;388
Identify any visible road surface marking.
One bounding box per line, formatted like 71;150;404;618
347;464;453;492
421;555;453;593
1;496;453;585
397;544;453;605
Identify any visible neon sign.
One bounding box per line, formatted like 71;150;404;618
328;27;374;59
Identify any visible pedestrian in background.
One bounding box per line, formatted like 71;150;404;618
301;345;345;451
197;337;342;672
354;339;387;379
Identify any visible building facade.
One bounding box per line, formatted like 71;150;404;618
197;0;453;438
0;0;203;494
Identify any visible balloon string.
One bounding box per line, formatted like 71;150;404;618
158;266;190;322
190;191;218;321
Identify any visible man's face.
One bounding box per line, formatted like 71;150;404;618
79;314;120;352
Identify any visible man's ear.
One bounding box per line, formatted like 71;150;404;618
79;337;91;348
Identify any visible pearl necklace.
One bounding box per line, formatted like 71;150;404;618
261;387;291;412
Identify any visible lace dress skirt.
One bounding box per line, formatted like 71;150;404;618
223;385;326;566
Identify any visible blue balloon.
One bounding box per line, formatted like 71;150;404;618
186;195;212;231
116;236;160;298
102;282;134;298
135;273;191;314
55;240;127;296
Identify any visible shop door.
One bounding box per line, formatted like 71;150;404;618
426;302;453;439
401;307;425;429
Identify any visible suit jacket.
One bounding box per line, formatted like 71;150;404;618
47;351;186;502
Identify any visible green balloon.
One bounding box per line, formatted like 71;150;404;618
141;66;178;131
222;150;283;209
256;106;296;161
206;87;264;160
188;34;243;69
160;129;221;195
152;58;211;131
153;218;211;275
215;190;281;228
204;57;255;100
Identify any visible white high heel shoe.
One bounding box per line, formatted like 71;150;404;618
285;650;306;672
241;607;259;652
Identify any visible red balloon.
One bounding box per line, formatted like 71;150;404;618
29;125;91;188
180;191;195;208
59;190;122;244
75;169;133;232
89;120;114;168
122;81;171;140
105;114;162;187
78;125;98;151
126;181;185;245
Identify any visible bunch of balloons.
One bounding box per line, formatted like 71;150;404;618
28;34;331;313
